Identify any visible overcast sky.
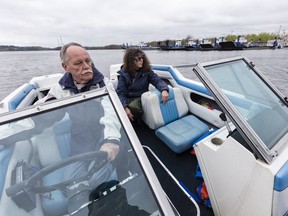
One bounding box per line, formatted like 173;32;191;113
0;0;287;47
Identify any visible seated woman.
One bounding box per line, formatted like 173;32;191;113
116;48;169;123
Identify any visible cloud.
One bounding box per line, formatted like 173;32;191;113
0;0;287;47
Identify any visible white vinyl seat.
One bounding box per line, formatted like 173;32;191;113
141;87;209;153
8;83;43;111
33;114;71;216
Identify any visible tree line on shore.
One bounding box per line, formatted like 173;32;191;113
0;44;123;52
146;32;283;47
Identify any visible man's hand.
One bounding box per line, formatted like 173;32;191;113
100;142;119;161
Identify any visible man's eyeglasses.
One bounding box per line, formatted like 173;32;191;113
134;56;144;62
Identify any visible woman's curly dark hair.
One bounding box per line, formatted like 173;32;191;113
122;48;151;77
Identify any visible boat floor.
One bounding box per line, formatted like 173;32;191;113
133;122;215;216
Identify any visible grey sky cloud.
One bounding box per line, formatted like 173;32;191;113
0;0;287;47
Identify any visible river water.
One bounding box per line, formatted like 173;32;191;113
0;48;287;100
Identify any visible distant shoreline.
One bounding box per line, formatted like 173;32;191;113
0;45;123;52
1;43;286;52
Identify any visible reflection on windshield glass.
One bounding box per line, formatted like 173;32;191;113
204;60;288;150
176;66;200;81
0;95;163;216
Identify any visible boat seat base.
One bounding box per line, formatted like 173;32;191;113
156;115;209;153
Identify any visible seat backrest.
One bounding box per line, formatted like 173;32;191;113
0;147;14;199
32;114;71;216
8;83;42;111
33;128;63;167
52;115;71;159
17;89;43;109
141;87;189;130
33;113;71;167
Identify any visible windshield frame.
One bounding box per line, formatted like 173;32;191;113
193;56;288;164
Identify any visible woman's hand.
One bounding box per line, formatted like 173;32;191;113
125;107;134;121
161;90;169;104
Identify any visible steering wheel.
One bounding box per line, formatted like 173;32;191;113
6;151;108;196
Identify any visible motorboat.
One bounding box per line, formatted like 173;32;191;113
1;56;288;215
121;42;160;50
160;39;187;51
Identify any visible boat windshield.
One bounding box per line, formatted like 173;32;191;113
0;88;172;216
194;57;288;163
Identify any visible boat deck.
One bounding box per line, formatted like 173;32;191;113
134;122;215;215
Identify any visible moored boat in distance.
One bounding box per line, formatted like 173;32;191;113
245;38;284;50
198;38;221;51
218;36;247;50
121;42;160;50
184;39;198;51
160;39;187;51
219;41;244;50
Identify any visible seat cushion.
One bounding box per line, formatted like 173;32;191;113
41;170;68;216
155;115;209;153
0;147;14;198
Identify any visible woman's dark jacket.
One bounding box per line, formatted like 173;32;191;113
116;69;168;108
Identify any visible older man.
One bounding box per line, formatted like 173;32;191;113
38;42;121;192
